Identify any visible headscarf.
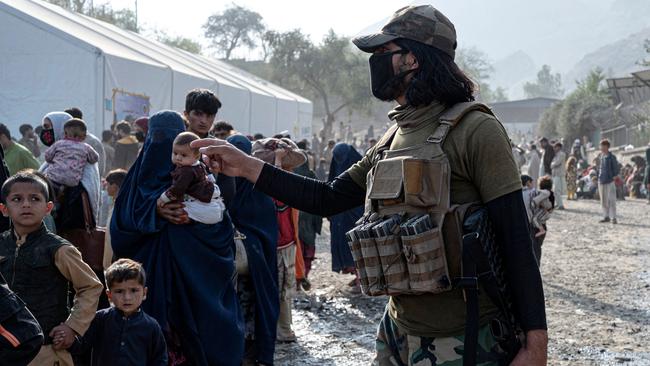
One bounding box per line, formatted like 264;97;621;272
40;111;101;223
226;134;279;364
134;116;149;135
111;110;244;365
327;143;363;272
328;142;363;180
42;111;72;141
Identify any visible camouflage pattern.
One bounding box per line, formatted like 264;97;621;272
352;5;457;59
374;309;506;366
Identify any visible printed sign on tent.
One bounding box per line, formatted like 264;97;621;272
112;89;150;124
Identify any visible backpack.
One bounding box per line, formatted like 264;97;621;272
0;273;44;366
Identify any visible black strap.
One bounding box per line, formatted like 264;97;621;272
460;232;480;366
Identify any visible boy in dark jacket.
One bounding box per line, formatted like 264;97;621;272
0;172;103;366
69;258;167;365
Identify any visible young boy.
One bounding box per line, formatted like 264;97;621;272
598;139;619;224
0;172;103;366
103;169;127;270
69;258;167;365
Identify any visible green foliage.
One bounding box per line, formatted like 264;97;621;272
91;5;138;32
456;47;508;102
154;31;202;54
45;0;138;32
524;65;564;99
537;68;612;141
203;4;265;60
266;29;370;137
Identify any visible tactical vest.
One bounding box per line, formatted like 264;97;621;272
347;102;494;296
0;228;70;338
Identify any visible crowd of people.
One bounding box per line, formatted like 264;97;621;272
0;87;367;366
513;136;650;265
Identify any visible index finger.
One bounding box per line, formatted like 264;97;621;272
191;138;228;149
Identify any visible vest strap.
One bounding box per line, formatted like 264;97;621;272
427;102;494;145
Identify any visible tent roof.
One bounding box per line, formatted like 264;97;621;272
1;0;312;105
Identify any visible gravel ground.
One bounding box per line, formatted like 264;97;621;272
274;198;650;365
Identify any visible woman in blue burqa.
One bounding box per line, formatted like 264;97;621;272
226;134;279;365
110;110;243;365
327;143;364;290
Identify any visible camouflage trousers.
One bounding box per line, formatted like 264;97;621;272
374;308;505;366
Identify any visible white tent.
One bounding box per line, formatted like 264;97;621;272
0;0;313;138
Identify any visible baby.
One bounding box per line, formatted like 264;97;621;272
157;132;225;224
43;118;99;192
522;175;555;237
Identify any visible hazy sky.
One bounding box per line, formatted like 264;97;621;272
109;0;401;52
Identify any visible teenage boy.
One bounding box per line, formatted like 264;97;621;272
0;172;103;366
69;259;168;366
184;88;222;139
113;122;139;170
598;139;619;224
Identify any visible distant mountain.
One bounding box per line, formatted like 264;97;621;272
490;50;536;99
356;0;650;96
565;27;650;86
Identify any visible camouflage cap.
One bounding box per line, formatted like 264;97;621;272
352;5;457;58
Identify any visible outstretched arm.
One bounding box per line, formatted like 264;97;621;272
192;139;366;217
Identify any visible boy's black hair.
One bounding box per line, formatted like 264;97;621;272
394;38;475;108
538;175;553;191
19;124;33;136
521;174;533;187
105;258;146;289
105;169;128;187
115;121;131;135
253;133;264;140
64;107;83;119
0;124;11;140
102;130;114;143
213;120;233;132
1;172;49;204
530;144;537;150
296;140;308;150
185;89;221;115
21;170;56;204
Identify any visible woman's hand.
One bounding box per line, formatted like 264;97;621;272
191;138;265;183
156;202;189;225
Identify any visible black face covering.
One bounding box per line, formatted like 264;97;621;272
369;49;413;101
39;128;55;147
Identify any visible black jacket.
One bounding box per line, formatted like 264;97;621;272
70;307;167;366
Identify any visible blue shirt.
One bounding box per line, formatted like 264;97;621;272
70;307;167;366
598;153;619;185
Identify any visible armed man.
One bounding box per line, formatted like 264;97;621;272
189;5;547;366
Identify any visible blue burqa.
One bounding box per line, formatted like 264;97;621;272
226;135;279;365
110;111;244;366
328;143;364;272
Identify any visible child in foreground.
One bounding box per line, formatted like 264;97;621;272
42;118;99;193
69;258;167;365
0;172;103;366
157;132;225;224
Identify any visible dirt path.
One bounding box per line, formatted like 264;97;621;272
274;199;650;365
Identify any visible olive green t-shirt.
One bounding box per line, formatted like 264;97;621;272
347;102;522;337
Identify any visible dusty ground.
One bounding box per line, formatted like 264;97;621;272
274;198;650;365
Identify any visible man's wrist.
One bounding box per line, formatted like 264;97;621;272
243;158;265;183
